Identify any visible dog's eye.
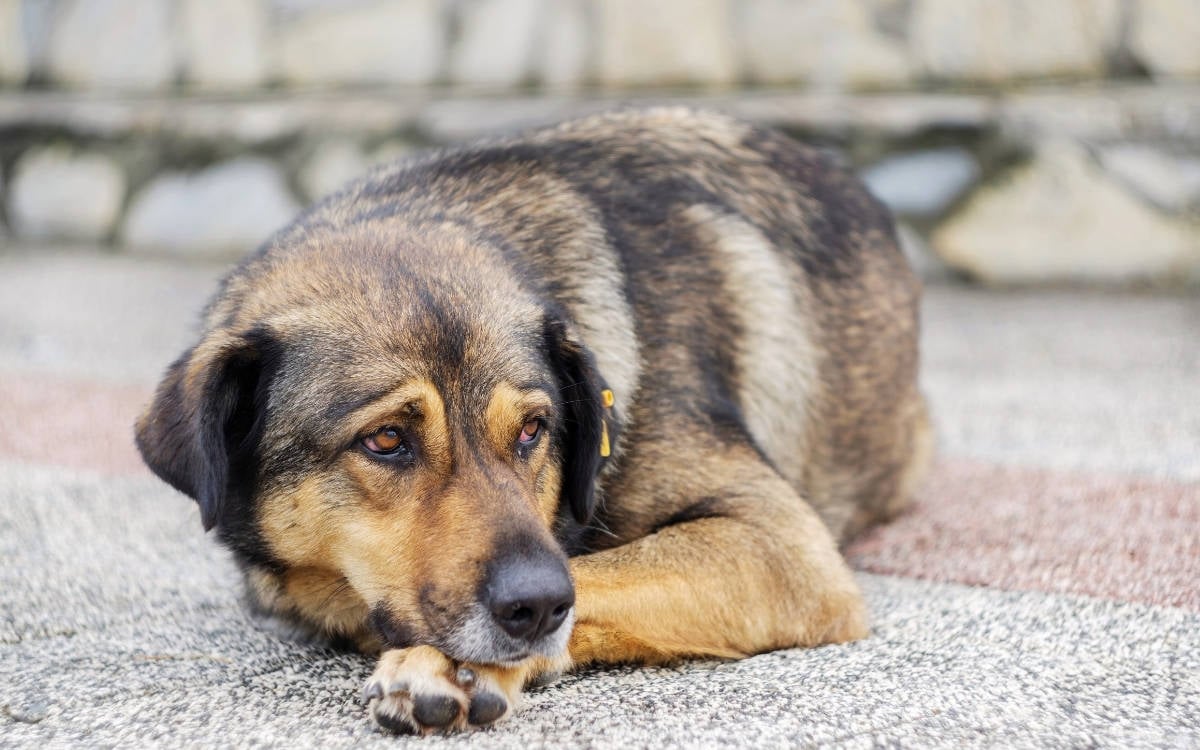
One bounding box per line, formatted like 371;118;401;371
517;419;542;447
362;427;412;459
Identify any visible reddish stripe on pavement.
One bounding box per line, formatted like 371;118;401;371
0;374;152;476
5;374;1198;611
848;459;1200;610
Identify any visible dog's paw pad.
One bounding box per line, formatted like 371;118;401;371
467;691;508;725
369;686;466;735
373;707;418;735
412;693;461;728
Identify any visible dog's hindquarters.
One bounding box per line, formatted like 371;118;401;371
681;194;929;543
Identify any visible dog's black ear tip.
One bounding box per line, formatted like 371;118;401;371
199;508;219;532
194;465;230;532
570;489;595;526
134;414;225;532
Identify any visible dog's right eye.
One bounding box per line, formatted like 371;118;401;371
361;427;413;461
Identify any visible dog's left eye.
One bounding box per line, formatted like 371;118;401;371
517;419;542;447
361;427;412;460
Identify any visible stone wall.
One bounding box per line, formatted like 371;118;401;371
2;0;1199;284
6;0;1200;91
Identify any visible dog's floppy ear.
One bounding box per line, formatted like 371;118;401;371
543;315;610;525
135;328;277;531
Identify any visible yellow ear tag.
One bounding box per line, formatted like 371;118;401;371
599;389;614;457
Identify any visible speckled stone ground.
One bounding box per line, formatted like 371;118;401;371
1;249;1197;747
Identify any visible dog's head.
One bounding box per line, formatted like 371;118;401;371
135;224;610;663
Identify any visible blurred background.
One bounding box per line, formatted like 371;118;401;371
0;0;1198;285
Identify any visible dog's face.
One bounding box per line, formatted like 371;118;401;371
136;227;608;664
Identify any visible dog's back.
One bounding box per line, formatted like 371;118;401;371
273;107;929;544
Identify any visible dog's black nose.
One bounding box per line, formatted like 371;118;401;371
485;552;574;643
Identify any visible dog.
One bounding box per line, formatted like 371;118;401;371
136;108;931;735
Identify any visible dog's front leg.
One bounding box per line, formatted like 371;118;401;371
421;455;870;717
567;450;868;667
363;449;866;733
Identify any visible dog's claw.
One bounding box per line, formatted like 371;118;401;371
456;666;477;687
361;681;384;704
527;669;563;689
386;679;410;696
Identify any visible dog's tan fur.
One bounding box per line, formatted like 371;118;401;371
136;109;930;735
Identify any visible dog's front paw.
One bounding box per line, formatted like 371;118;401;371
361;646;523;735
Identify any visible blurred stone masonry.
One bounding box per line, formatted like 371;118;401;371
1;0;1199;284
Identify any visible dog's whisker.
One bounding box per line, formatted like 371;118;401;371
587;517;620;540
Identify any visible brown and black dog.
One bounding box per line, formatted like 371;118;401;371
136;108;930;735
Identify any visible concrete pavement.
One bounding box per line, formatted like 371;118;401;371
1;248;1197;747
